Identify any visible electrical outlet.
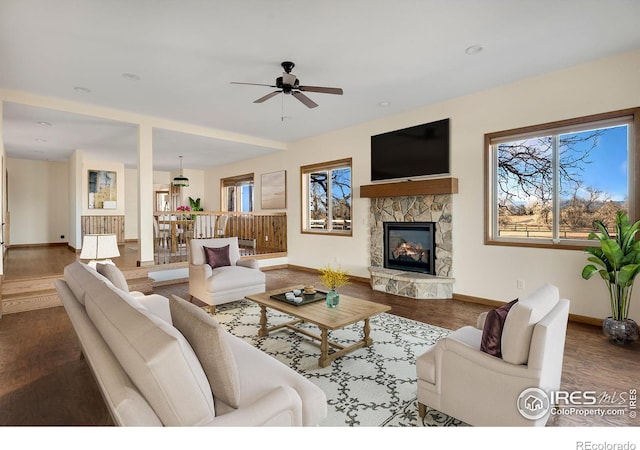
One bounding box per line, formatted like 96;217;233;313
517;279;525;290
264;235;269;241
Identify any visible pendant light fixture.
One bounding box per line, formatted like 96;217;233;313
173;155;189;187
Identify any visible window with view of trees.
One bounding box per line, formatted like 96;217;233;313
301;158;352;235
485;108;640;248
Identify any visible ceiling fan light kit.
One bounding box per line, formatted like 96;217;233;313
231;61;343;109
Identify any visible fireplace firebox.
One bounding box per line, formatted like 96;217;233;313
383;222;436;275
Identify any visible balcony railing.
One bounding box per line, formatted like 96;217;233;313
153;211;287;264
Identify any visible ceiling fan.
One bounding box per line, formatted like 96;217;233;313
231;61;343;109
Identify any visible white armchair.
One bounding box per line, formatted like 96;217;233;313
416;283;570;426
189;237;266;313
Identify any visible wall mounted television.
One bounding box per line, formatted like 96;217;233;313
370;118;450;182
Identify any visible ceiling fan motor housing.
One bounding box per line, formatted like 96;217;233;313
276;74;299;94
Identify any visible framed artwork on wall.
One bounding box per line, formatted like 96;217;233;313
261;170;286;209
88;170;117;209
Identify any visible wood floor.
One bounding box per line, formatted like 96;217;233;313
0;247;639;427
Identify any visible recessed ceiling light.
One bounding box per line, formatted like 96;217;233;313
73;86;92;93
121;73;141;81
37;121;52;127
378;101;391;107
465;45;484;55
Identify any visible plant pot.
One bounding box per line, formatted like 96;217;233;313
602;317;639;345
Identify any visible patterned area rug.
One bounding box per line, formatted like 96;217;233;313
208;299;467;427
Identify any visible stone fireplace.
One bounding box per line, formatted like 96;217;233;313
361;178;457;299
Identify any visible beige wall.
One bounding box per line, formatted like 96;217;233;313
205;48;640;320
7;158;69;245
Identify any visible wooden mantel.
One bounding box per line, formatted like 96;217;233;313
359;177;458;198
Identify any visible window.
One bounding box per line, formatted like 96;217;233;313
301;158;352;235
221;173;254;212
485;108;640;248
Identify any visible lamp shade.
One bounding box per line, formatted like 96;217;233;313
173;155;189;187
172;175;189;187
80;234;120;260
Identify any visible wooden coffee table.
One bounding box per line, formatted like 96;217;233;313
245;286;391;367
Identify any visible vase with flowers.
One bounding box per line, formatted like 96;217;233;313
319;264;350;308
176;205;191;220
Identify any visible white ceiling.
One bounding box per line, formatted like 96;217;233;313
1;0;640;171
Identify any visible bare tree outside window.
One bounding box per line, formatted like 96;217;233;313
302;159;352;234
309;171;328;229
491;117;631;243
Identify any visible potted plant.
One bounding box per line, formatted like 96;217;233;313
581;210;640;344
318;264;350;308
188;197;203;220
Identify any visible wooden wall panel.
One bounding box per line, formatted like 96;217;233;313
81;215;125;243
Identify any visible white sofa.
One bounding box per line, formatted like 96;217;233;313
189;237;266;313
55;261;327;426
416;283;570;426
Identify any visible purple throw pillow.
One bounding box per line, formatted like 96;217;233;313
480;299;518;358
203;245;231;269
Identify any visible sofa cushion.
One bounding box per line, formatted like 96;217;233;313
480;299;518;358
64;261;108;306
84;280;216;426
169;295;241;408
223;331;328;426
96;263;129;292
205;265;266;292
204;245;231;269
501;284;560;365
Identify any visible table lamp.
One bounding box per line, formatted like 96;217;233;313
79;234;120;268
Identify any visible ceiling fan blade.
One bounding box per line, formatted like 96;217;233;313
231;81;277;88
254;91;281;103
292;91;318;108
299;85;343;95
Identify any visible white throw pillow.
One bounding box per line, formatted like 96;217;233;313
501;284;559;365
64;262;105;306
96;263;129;292
85;281;215;426
169;295;241;408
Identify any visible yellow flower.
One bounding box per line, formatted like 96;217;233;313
318;264;350;290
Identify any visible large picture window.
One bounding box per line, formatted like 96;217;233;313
485;108;640;248
301;158;352;235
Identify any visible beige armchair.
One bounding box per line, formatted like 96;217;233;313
416;283;570;426
189;237;266;313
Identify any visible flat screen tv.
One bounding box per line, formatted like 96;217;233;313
370;118;450;182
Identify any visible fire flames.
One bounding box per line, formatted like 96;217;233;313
392;241;429;263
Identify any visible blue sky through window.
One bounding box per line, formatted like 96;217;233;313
567;125;628;201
